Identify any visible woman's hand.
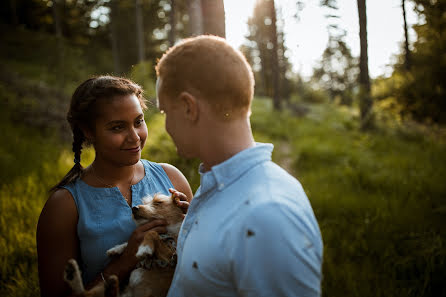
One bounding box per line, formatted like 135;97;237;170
169;188;190;214
119;220;167;268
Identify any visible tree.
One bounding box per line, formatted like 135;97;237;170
109;0;121;74
402;0;411;70
387;0;446;123
188;0;203;35
169;0;176;46
314;0;358;105
201;0;225;37
135;0;145;63
357;0;373;130
268;0;281;110
312;36;358;105
242;0;292;109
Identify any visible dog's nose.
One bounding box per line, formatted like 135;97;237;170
132;206;139;214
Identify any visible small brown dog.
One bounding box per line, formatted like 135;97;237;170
64;193;185;297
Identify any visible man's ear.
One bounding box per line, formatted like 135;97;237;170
178;92;199;122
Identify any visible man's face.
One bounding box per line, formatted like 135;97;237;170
156;78;194;158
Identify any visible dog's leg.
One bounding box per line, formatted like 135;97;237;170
106;242;128;257
127;268;153;297
104;275;120;297
135;231;158;258
155;237;175;263
64;259;85;295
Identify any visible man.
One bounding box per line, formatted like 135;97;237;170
155;35;323;297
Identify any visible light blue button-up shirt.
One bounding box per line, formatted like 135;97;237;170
167;143;323;297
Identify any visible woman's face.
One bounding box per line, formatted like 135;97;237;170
91;94;148;167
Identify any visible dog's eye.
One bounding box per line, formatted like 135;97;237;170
153;201;162;206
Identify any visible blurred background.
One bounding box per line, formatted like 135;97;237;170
0;0;445;296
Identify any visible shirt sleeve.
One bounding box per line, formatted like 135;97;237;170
229;200;322;297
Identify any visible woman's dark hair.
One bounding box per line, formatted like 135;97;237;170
49;76;146;193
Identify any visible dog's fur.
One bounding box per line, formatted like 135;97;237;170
64;193;185;297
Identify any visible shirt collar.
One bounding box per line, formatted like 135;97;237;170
198;143;274;194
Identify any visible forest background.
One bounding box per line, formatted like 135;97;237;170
0;0;445;296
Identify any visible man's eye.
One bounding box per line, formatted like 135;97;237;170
136;118;145;125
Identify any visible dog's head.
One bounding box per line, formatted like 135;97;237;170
132;193;184;229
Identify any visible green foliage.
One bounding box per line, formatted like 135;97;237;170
129;61;157;102
0;24;113;91
382;0;446;123
312;36;358;105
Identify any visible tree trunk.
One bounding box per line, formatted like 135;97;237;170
188;0;203;36
10;0;18;25
402;0;411;70
52;0;63;39
52;0;65;85
357;0;373;130
169;0;176;46
270;0;281;110
109;0;121;74
201;0;226;37
135;0;145;63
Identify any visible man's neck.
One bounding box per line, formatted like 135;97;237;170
199;117;255;172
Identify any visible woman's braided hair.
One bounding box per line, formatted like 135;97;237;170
49;76;146;193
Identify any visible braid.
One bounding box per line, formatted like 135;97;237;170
49;126;85;193
72;126;85;164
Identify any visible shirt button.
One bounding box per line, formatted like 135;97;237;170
218;183;224;190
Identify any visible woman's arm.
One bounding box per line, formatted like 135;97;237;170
36;189;80;297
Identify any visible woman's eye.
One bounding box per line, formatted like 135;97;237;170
111;126;123;131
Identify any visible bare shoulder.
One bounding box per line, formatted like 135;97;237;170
37;188;78;238
160;163;193;201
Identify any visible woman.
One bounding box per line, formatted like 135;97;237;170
36;76;192;297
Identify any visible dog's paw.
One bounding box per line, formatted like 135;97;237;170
106;242;128;257
64;259;85;294
104;275;119;297
136;244;153;258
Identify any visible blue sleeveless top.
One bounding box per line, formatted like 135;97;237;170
62;159;174;284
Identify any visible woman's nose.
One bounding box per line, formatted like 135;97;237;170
128;127;140;142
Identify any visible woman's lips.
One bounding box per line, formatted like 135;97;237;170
123;147;141;153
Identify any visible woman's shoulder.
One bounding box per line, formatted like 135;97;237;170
159;163;193;200
37;189;78;238
42;188;78;218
